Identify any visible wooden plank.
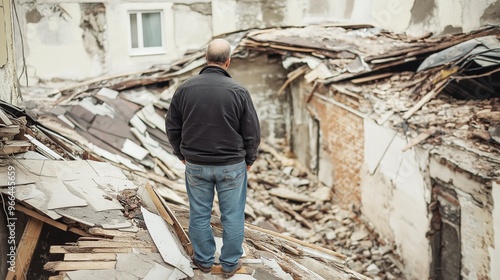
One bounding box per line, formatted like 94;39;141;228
1;141;31;154
0;108;13;125
144;183;174;225
88;227;137;238
44;261;116;272
245;223;346;261
305;81;320;103
277;65;308;96
402;79;448;120
6;218;44;280
351;72;394;84
210;265;248;275
50;245;134;254
64;253;116;261
76;240;154;248
271;197;314;229
15;204;68;231
402;128;438;152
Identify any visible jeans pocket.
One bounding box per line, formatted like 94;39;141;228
222;167;246;189
186;166;203;186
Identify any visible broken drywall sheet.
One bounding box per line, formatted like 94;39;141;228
39;160;98;181
0;183;62;219
87;160;129;180
141;207;194;278
56;206;131;229
38;179;88;210
64;179;124;212
115;249;168;279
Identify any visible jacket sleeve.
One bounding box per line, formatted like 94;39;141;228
240;90;261;166
165;92;185;161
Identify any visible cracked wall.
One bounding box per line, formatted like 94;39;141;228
230;54;289;146
357;117;499;280
429;155;496;279
15;0;212;84
15;2;108;83
369;0;499;35
0;0;20;104
172;3;212;52
361;119;432;280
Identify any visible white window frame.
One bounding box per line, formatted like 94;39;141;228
128;10;166;56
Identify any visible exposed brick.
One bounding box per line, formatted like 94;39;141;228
310;96;364;208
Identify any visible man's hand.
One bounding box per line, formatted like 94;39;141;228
247;165;251;171
182;160;186;165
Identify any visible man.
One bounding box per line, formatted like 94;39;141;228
165;39;260;278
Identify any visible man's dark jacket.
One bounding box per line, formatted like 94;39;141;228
165;65;260;166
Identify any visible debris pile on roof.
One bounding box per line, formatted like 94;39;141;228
234;25;500;178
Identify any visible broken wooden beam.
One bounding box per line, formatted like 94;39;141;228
277;65;308;96
5;218;44;280
245;223;346;264
144;183;174;225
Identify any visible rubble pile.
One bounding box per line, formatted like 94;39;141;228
244;145;405;280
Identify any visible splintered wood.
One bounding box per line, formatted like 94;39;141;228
45;231;155;273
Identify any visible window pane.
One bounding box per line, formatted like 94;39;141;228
130;13;138;48
142;12;162;48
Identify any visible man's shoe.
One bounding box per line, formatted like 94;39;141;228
191;256;212;273
222;259;242;278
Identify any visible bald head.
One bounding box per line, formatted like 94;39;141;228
206;39;231;68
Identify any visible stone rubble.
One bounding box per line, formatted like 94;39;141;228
246;148;406;279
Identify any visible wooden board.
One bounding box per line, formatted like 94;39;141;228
210;265;248;275
15;204;68;231
76;240;154;248
50;245;135;254
64;253;116;261
144;183;174;225
5;218;44;280
88;227;137;238
44;261;116;272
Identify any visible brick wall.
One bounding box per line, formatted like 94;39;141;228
309;92;364;208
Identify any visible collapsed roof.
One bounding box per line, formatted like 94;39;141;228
56;24;498;179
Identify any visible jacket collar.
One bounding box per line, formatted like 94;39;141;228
199;65;232;78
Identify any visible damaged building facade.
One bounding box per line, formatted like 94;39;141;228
225;26;500;279
10;0;500;85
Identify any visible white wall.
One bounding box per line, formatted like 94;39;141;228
356;0;498;35
212;0;498;37
491;181;500;280
0;0;20;104
22;3;102;83
361;119;432;279
17;0;212;84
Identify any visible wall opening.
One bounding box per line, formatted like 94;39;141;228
429;182;462;280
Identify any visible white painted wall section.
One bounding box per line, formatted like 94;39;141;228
361;119;431;279
25;3;102;81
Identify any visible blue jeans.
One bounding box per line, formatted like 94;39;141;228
185;160;247;272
